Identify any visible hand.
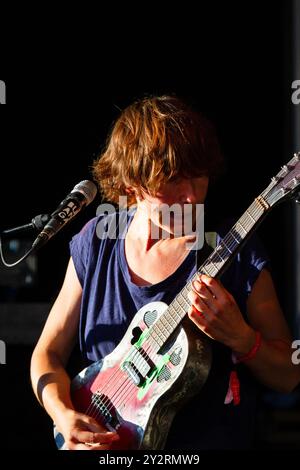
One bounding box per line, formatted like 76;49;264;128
187;274;255;353
56;409;120;450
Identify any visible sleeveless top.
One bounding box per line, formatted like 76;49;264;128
69;208;269;449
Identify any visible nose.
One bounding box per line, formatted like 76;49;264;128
179;180;198;204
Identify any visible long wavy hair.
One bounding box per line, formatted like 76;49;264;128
92;95;224;207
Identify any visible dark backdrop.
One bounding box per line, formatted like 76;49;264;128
0;0;299;455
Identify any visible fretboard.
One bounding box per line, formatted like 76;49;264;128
148;196;269;351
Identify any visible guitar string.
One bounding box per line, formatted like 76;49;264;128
87;341;166;424
85;199;271;424
98;340;160;416
84;313;171;417
84;336;158;419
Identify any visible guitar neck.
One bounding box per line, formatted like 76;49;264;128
148;196;270;351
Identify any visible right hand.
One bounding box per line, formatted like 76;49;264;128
56;409;120;450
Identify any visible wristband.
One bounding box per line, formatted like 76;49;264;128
232;330;262;364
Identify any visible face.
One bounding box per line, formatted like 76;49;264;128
134;176;209;238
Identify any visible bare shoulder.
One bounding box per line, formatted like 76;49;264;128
246;268;292;342
32;257;83;364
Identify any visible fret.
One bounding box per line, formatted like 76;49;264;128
177;287;188;308
167;312;178;328
201;267;209;276
236;220;248;234
230;231;240;244
226;230;240;248
177;290;191;310
152;323;166;341
214;248;224;262
160;314;171;330
149;333;163;348
173;298;185;312
221;238;233;254
207;258;223;273
245;210;257;223
158;316;172;337
202;263;217;277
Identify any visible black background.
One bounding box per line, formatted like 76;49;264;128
0;0;299;458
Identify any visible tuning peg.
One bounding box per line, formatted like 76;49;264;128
294;152;300;161
292;177;300;187
271;176;281;183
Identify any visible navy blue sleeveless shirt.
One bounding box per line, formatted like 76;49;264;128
70;208;269;449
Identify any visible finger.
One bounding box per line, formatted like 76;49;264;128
188;304;208;325
73;429;119;445
68;442;94;450
188;287;212;319
79;415;108;433
92;432;120;444
192;279;218;308
73;443;111;451
85;443;112;450
198;274;228;302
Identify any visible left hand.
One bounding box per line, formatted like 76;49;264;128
187;274;255;352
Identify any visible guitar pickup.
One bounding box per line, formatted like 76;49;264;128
122;361;143;386
122;348;155;386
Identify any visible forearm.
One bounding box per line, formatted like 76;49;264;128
30;350;74;424
232;327;300;393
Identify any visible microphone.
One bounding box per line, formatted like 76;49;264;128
32;180;97;251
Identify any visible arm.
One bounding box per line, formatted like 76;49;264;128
30;258;119;450
188;269;300;393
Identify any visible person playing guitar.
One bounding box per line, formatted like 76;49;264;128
30;95;300;450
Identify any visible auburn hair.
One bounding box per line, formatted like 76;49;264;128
92;95;224;207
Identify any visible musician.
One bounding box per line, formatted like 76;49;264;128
30;95;300;450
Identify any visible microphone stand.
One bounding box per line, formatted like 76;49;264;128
0;214;51;267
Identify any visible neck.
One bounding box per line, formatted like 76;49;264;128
128;207;196;253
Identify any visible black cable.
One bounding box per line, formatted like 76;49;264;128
0;234;36;267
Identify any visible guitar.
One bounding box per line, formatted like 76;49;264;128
54;153;300;450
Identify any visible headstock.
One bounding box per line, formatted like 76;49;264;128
262;152;300;207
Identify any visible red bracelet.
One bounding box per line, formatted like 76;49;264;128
232;331;262;364
225;331;262;406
